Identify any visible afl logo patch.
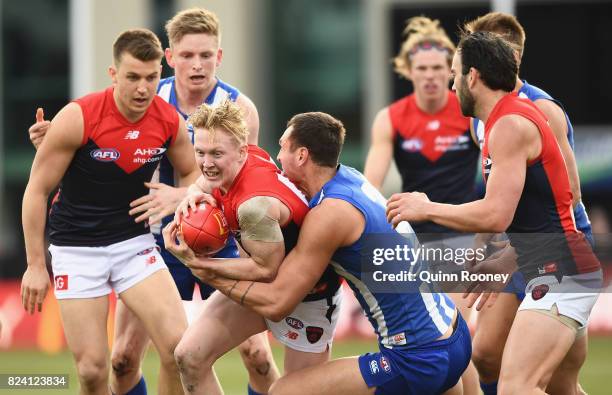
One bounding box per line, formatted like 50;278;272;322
91;148;120;162
401;138;423;152
285;317;304;330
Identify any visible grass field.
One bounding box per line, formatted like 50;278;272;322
1;337;610;394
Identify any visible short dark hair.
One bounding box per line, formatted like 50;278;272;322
286;112;346;168
113;29;163;64
464;12;526;59
457;31;517;92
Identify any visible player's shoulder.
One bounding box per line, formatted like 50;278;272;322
389;94;415;114
491;113;539;144
215;78;240;99
519;80;553;102
149;95;180;123
157;76;175;101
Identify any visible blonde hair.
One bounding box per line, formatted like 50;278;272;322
165;8;221;47
464;12;526;60
393;16;455;78
189;100;249;146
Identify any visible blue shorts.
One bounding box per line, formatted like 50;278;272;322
358;314;472;395
154;233;239;300
574;202;594;248
504;271;527;301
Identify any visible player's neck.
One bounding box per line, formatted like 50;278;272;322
302;165;337;200
175;77;218;115
475;90;509;124
415;90;448;114
514;78;523;93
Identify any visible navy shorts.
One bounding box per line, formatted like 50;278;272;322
358;314;472;395
504;226;594;302
154;233;239;300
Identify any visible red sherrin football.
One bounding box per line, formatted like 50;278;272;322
179;203;230;255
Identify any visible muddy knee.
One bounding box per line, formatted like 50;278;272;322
111;346;142;378
238;340;272;376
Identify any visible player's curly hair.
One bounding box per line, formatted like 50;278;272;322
189;100;249;146
393;16;455;78
165;8;221;47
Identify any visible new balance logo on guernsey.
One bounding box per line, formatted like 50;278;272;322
124;130;140;139
55;275;68;291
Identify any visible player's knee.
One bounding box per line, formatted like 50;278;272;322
238;340;273;377
156;332;184;370
76;357;109;390
174;341;212;377
111;343;140;377
111;345;141;378
471;339;502;380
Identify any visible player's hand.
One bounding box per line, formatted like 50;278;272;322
162;220;216;281
21;264;50;314
29;108;50;150
129;182;185;225
174;191;217;223
386;192;431;227
463;242;517;310
162;220;196;264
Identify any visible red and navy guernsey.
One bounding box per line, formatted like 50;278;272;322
48;87;180;247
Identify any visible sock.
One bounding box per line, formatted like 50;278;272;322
247;384;264;395
480;380;498;395
125;376;147;395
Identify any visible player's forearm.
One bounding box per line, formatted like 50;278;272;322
206;277;297;322
193;257;278;282
190;175;214;194
426;200;510;233
22;187;50;267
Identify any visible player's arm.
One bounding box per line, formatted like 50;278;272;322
236;94;260;145
387;115;539;233
469;118;480;147
22;103;83;314
534;99;581;206
363;108;394;191
131;116;200;224
187;196;287;282
167;116;200;186
166;198;361;321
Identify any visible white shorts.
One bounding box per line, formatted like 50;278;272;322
518;270;603;328
266;288;342;353
49;234;168;299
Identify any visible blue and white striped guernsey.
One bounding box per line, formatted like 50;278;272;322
310;165;456;349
